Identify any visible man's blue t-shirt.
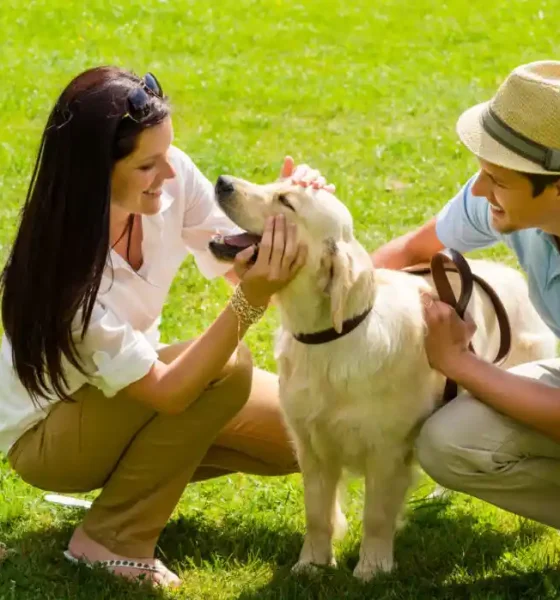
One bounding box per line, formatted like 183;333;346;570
436;175;560;337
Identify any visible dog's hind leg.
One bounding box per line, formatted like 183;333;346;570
354;448;414;581
292;446;342;574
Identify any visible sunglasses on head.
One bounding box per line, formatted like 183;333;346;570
123;72;163;122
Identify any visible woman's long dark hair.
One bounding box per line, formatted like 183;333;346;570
1;66;170;404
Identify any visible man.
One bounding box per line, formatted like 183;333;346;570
371;60;560;529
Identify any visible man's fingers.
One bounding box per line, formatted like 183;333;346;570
421;294;458;323
421;292;436;309
464;312;478;335
422;293;478;336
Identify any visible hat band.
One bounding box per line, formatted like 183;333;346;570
481;107;560;172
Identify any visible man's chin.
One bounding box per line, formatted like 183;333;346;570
492;221;518;234
490;213;516;234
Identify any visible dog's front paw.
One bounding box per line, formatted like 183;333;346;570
353;555;394;582
295;535;335;573
292;557;336;577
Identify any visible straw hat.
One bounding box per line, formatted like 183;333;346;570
457;61;560;174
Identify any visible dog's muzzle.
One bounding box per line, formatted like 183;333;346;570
209;175;262;263
215;175;235;198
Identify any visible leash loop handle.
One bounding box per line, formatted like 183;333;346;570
430;249;474;320
428;249;512;402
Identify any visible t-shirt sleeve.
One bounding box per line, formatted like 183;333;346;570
73;302;158;398
435;174;500;252
175;148;243;279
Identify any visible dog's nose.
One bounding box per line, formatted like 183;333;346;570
215;175;234;197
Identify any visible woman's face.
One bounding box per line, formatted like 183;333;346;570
111;116;176;215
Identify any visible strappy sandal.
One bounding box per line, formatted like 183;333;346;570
63;550;171;582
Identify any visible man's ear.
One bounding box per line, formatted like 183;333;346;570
319;239;355;333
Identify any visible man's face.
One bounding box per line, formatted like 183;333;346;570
471;159;560;234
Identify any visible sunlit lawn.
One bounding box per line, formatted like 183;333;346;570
1;1;559;598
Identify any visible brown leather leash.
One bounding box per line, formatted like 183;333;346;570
404;249;512;402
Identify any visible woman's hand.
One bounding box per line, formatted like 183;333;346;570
421;292;477;376
280;156;336;193
233;215;307;307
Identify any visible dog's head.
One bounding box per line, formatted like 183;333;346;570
209;175;374;332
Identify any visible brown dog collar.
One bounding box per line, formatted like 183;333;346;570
292;249;511;404
293;306;373;345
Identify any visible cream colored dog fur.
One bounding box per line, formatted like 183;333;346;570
211;176;557;581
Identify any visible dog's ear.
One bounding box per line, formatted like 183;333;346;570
319;239;355;333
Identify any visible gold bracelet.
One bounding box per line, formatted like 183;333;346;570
229;285;267;328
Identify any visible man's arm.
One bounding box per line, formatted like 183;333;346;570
422;295;560;441
370;217;445;269
372;176;503;270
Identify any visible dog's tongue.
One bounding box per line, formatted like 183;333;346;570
224;233;261;248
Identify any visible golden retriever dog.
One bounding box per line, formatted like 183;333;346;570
209;174;556;581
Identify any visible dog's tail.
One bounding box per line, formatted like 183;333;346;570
506;330;558;368
333;487;348;540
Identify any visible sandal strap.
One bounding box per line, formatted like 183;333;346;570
64;550;162;574
98;558;161;573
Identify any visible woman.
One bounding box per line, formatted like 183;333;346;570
0;66;322;587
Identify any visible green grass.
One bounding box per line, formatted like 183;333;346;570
1;0;560;598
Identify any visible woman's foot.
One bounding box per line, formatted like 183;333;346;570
67;525;180;587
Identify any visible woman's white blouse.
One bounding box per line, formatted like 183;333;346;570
0;146;240;452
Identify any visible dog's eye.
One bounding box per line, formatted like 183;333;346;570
277;194;295;211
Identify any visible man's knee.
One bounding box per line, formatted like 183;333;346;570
416;394;494;490
416;410;461;488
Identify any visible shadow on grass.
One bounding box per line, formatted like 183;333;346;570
158;511;302;568
3;496;558;600
227;498;559;600
1;503;304;599
0;519;169;600
235;565;560;600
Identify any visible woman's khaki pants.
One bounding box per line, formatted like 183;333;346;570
7;344;298;557
416;358;560;529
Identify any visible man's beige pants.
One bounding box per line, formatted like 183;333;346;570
7;344;298;557
416;358;560;529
